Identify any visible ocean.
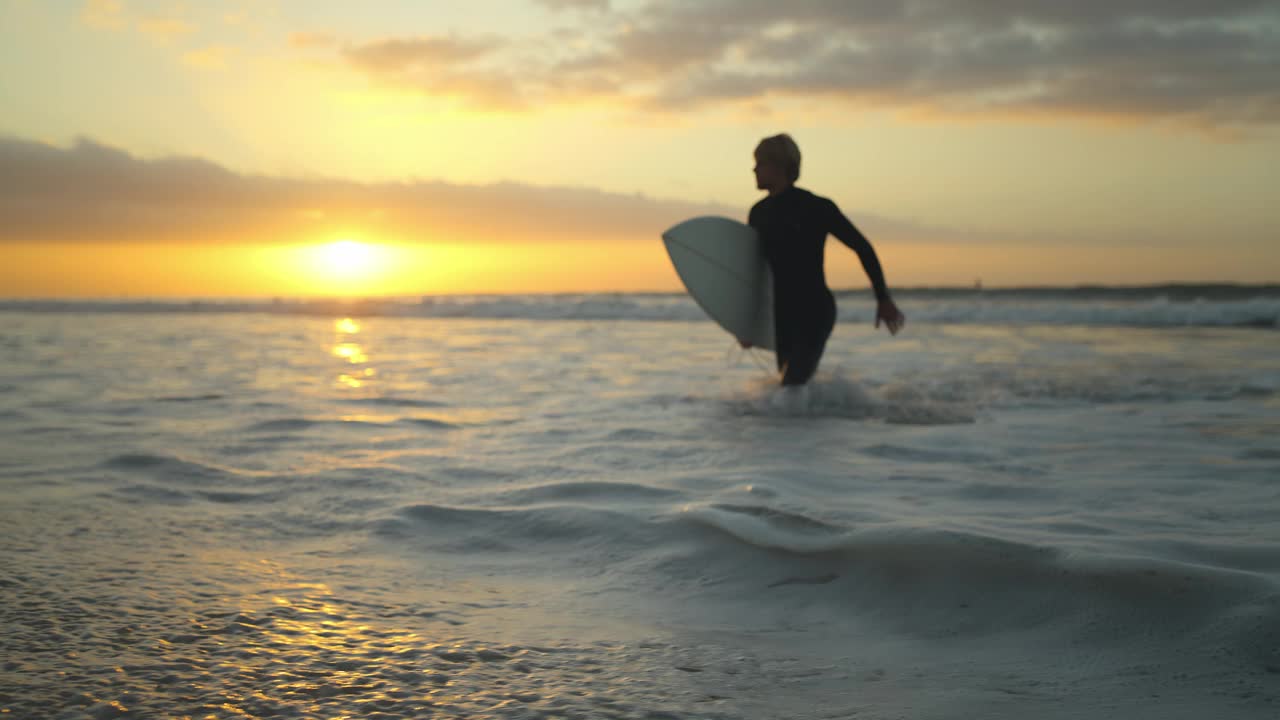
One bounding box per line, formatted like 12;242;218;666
2;285;1278;719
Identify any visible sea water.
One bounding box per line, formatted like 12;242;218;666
2;287;1278;719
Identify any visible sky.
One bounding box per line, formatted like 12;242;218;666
1;0;1278;297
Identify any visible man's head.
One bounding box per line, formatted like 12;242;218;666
753;133;801;193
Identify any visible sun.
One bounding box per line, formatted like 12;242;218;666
320;240;375;276
298;239;393;294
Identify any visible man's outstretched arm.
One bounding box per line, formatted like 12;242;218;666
827;200;905;334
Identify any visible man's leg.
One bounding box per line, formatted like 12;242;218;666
780;336;826;385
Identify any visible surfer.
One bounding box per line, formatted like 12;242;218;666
748;134;904;386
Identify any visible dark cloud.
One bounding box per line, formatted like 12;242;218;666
332;0;1280;127
341;34;539;109
0;137;969;248
342;35;502;74
0;137;735;244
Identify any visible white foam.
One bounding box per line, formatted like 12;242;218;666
2;290;1277;328
723;371;975;424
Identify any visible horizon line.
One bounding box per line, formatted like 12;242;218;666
2;280;1279;304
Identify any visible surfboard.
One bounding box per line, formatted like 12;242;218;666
661;216;775;350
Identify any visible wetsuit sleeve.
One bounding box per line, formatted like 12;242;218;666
826;200;891;303
748;203;771;262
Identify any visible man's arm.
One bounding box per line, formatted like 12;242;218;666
826;200;890;303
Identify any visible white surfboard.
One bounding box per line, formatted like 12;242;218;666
662;216;775;350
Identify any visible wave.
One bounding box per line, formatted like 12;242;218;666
376;501;661;554
242;416;461;433
682;500;1280;595
370;492;1280;667
681;503;1280;654
101;452;236;482
2;285;1277;329
720;363;1275;414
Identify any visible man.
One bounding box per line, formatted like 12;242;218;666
748;134;904;386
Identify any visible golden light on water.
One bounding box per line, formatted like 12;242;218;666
332;343;368;364
332;316;374;389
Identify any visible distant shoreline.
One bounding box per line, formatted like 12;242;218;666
2;282;1279;304
2;284;1276;330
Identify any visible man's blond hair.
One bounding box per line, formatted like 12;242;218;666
755;133;801;182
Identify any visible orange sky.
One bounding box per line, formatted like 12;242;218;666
1;1;1278;297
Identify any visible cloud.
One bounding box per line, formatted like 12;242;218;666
534;0;610;11
0;137;740;246
80;0;126;30
339;35;535;109
643;2;1280;124
135;15;196;44
182;45;235;70
80;0;197;45
289;31;337;50
0;136;989;255
342;35;502;72
328;0;1280;128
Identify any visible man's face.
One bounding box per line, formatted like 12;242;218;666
753;156;783;191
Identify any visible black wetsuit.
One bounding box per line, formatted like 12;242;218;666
749;187;890;385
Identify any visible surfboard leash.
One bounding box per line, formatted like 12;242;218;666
726;341;777;378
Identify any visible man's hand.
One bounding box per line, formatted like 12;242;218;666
875;298;905;335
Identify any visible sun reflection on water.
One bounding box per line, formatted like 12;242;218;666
330;317;375;389
180;562;468;715
332;344;368;363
